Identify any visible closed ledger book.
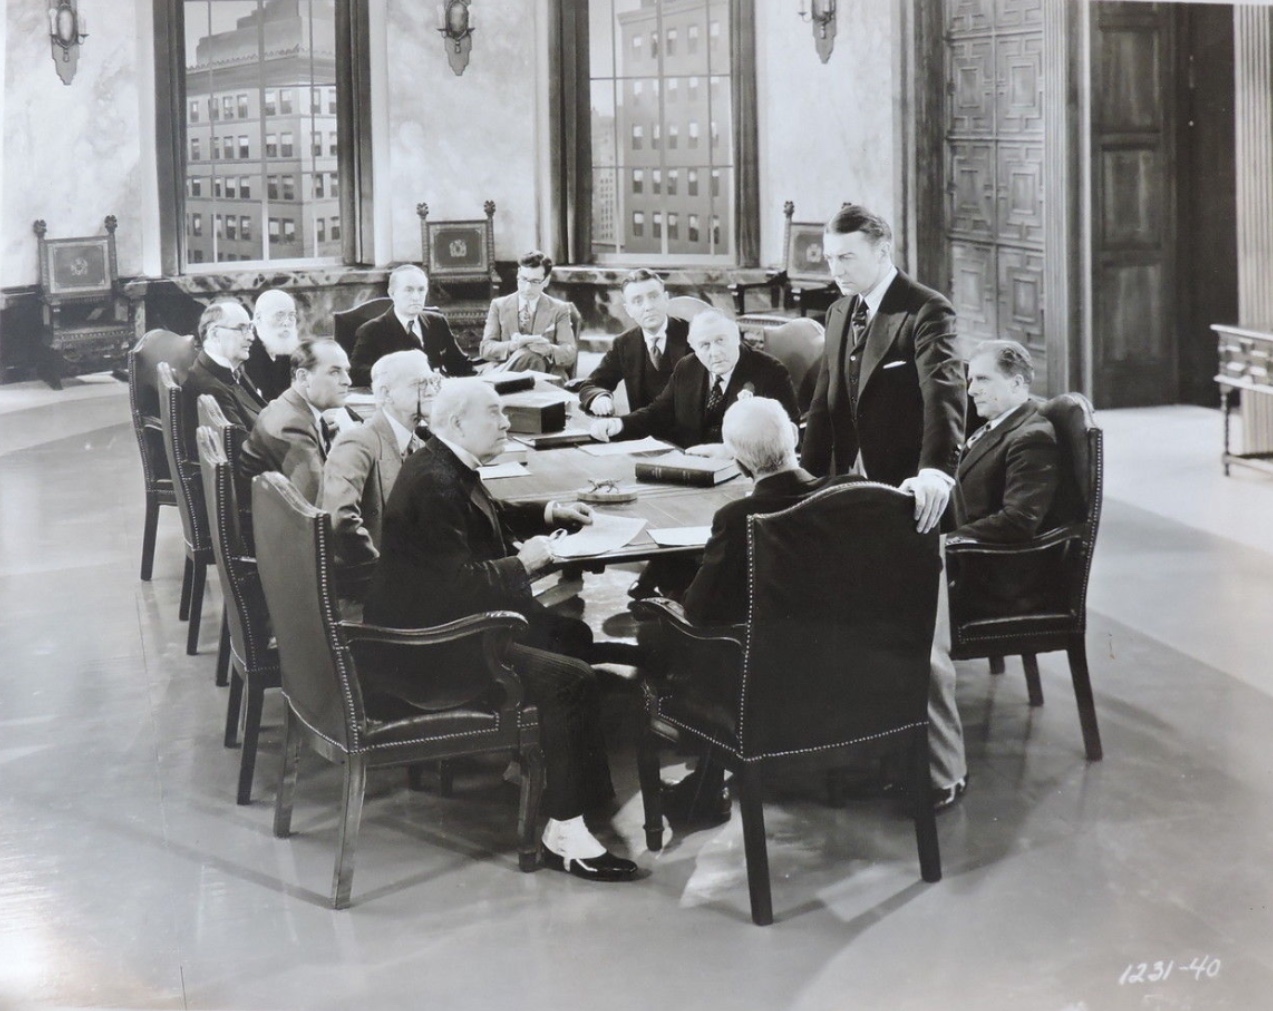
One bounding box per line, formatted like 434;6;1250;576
634;451;740;486
477;373;536;395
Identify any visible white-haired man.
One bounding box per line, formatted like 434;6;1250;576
322;349;439;565
362;378;639;882
245;288;300;401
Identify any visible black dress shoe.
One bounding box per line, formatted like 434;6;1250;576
660;775;731;828
931;777;967;813
542;848;639;882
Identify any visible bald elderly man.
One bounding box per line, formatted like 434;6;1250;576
245;288;300;401
322;349;439;565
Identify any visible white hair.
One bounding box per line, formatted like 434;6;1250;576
687;309;741;345
722;397;797;476
370;349;431;404
429;377;492;432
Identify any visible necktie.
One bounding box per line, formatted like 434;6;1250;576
518;302;532;334
849;296;870;349
966;423;991;449
648;339;663;371
705;375;724;416
409;319;422;346
319;418;335;456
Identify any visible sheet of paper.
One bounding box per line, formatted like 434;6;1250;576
477;462;528;480
577;437;675;457
550;514;648;558
648;525;713;548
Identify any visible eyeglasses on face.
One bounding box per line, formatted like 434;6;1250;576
517;275;548;286
216;322;254;336
265;311;298;324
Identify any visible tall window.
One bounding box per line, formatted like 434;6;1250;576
177;0;349;268
587;0;736;261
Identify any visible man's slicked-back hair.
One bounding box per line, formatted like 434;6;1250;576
388;263;428;292
687;308;740;344
290;337;340;381
518;250;554;275
196;299;243;349
971;339;1035;386
620;267;665;294
722;397;797;476
825;203;893;245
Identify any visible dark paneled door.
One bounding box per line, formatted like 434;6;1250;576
1089;2;1178;406
943;0;1048;388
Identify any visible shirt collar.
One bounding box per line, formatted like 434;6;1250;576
519;295;540;314
708;367;735;391
383;411;414;455
304;399;325;430
982;400;1028;434
395;311;419;334
641;321;669;345
205;348;237;372
436;434;482;472
860;265;898;319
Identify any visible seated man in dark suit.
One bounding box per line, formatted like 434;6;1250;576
182;299;267;451
653;397;862;823
349;264;475;386
478;250;577;379
244;288;299;402
576;268;691;416
240;338;352;505
589;310;799;454
322;349;438;565
362;378;638;882
952;340;1060;617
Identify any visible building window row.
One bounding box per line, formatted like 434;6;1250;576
631;21;718;59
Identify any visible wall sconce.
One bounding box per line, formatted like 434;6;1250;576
438;0;474;77
47;0;88;85
797;0;837;64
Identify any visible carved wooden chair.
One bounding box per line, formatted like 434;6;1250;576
946;393;1105;761
634;482;943;925
127;329;196;581
729;201;838;328
252;471;545;909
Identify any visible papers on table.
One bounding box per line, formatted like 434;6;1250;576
477;461;528;481
577;437;675;457
550;514;647;558
647;526;713;548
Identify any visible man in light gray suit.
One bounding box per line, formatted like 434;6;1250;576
479;250;577;378
322;349;438;565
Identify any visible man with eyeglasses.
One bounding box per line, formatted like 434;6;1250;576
183;300;268;452
478;250;577;379
322;349;440;565
245;288;300;401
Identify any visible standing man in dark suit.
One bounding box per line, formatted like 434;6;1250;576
240;338;351;505
322;349;438;565
801;203;968;810
183;299;267;451
589;310;799;453
479;250;577;379
349;264;475;386
576;269;691;416
363;379;638;882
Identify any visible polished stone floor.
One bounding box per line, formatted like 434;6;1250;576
2;379;1271;1011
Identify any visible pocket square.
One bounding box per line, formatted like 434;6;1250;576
881;360;907;370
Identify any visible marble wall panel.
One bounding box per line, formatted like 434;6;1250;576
2;0;146;285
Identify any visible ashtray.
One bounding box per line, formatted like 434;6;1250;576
576;479;638;504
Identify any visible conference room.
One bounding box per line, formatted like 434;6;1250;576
3;1;1273;1009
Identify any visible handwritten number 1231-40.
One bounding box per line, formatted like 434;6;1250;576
1119;957;1221;985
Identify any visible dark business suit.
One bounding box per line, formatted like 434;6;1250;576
349;308;475;387
801;271;966;487
616;345;799;448
239;388;327;505
685;469;863;626
577;318;691;414
321;410;409;565
182;350;267;453
244;338;293;402
363;438;613;820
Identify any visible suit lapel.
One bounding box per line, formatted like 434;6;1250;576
858;275;909;396
959;402;1034;478
723;347;754;403
373;414;401;506
503;296;521;336
823;299;849;410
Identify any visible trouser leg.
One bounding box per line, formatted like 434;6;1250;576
928;542;967;788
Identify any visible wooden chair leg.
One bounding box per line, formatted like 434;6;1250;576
988;656;1006;675
406;764;426;791
1066;642;1103;761
214;609;230;687
185;561;207;655
332;755;368;910
178;557;194;621
438;759;454;798
910;733;942;883
273;706;301;838
637;727;665;852
736;765;773;926
1023;653;1044;707
224;666;244;748
518;744;545;872
236;677;266;805
140;495;160;581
